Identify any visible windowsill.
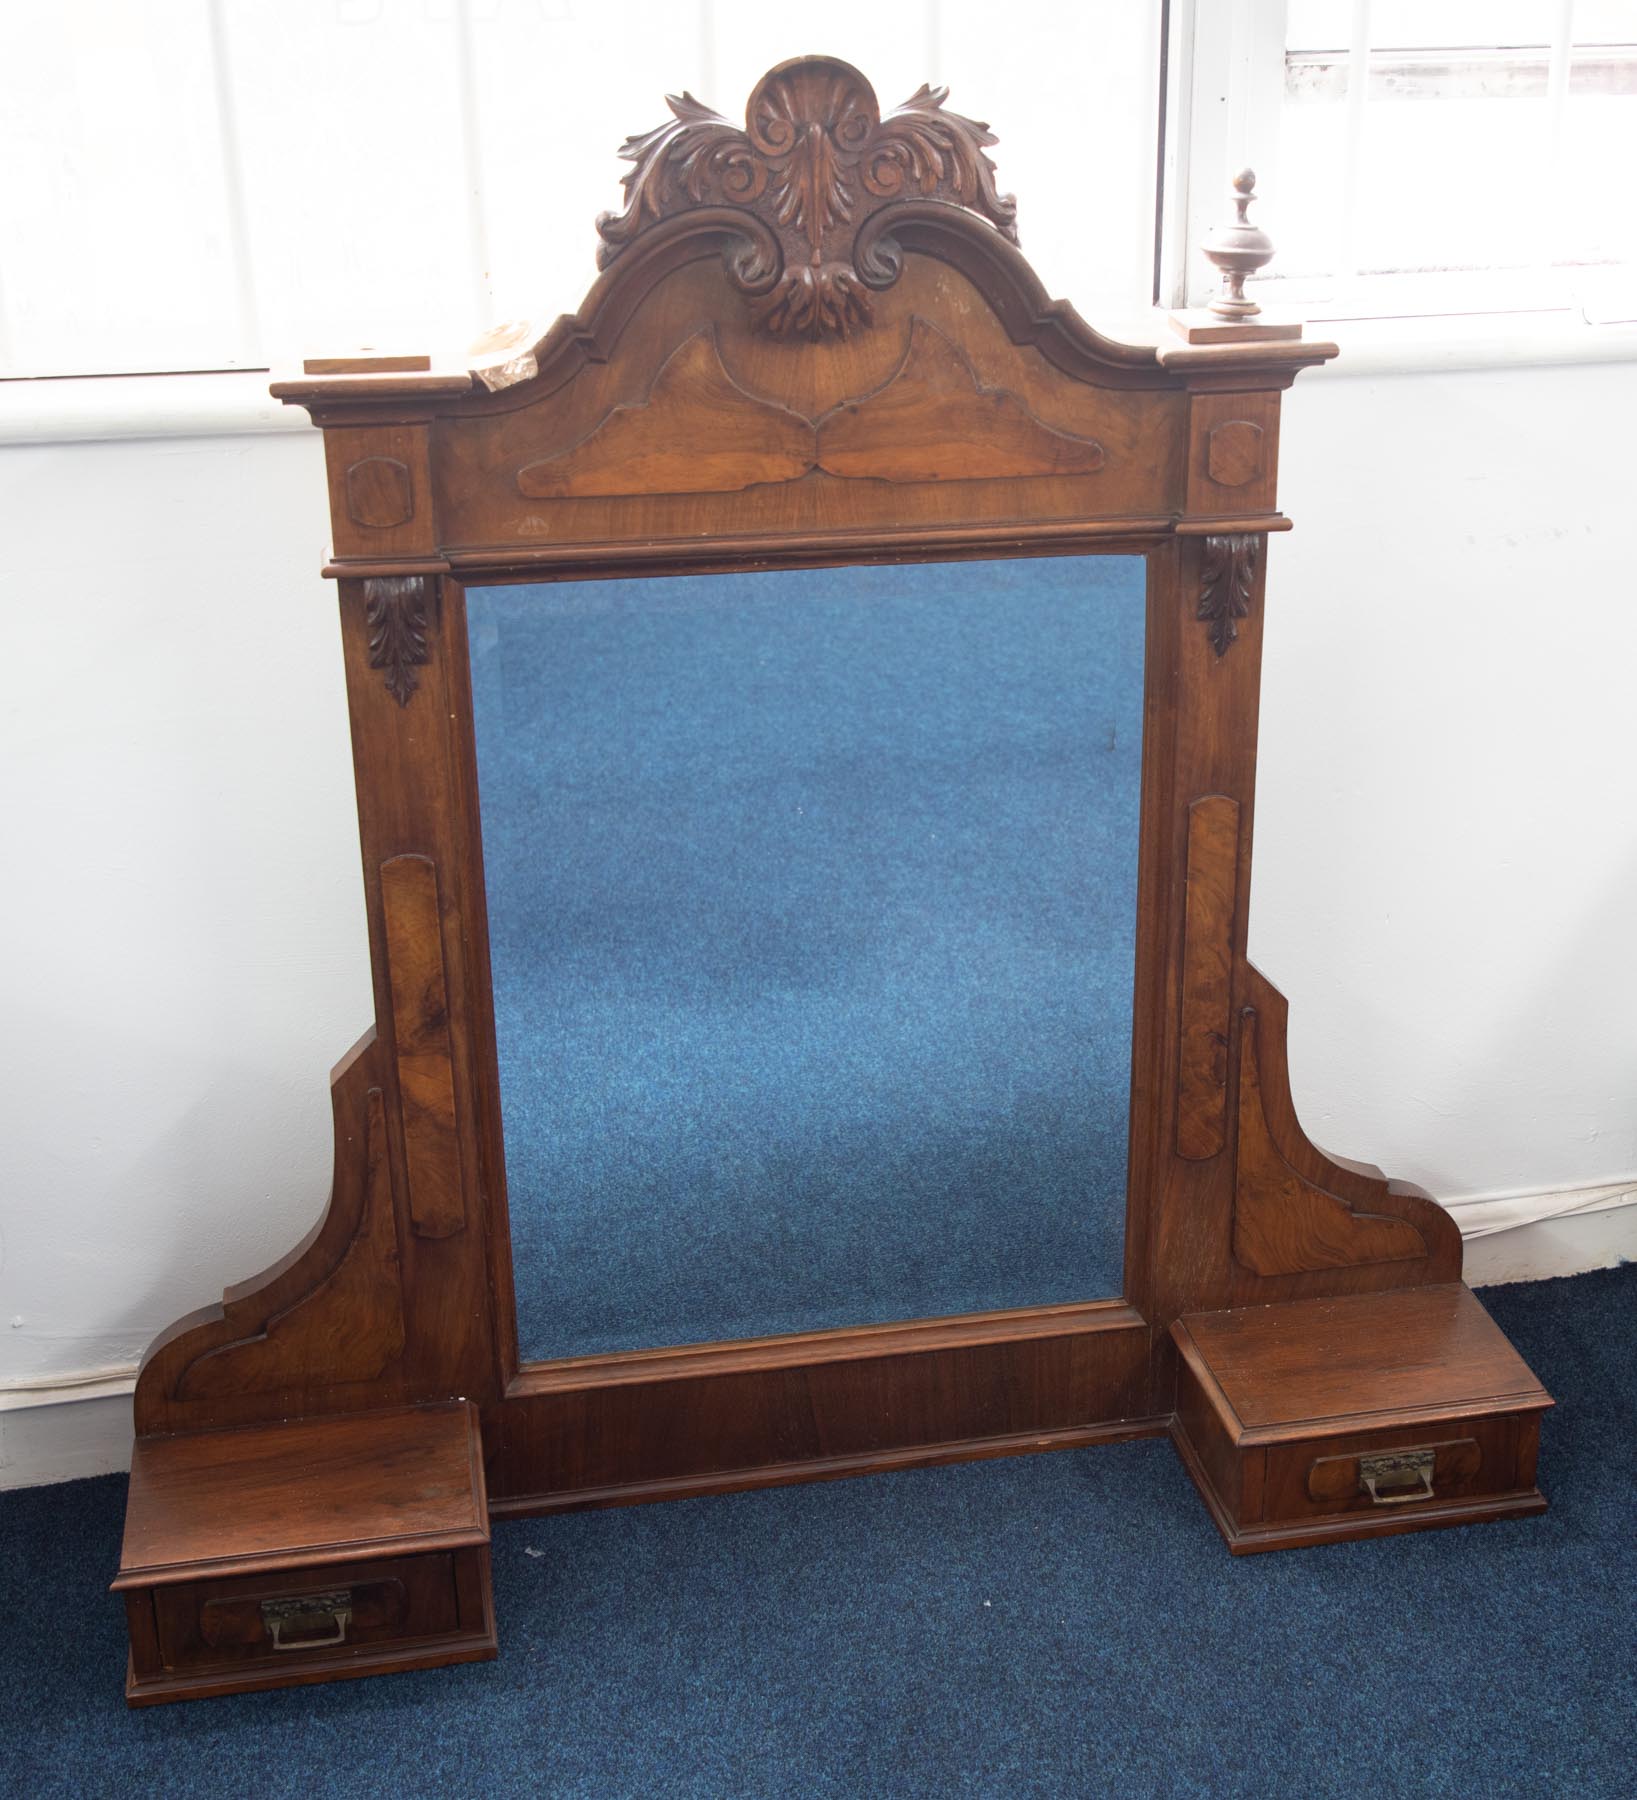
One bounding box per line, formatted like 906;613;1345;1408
8;305;1637;450
0;368;308;447
1296;309;1637;378
1133;300;1637;378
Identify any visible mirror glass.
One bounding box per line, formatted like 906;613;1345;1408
467;555;1145;1361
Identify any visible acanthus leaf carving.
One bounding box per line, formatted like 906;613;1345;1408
596;56;1018;338
365;575;432;707
1197;533;1259;658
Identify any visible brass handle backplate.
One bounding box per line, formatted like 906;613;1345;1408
1358;1448;1436;1506
261;1590;353;1650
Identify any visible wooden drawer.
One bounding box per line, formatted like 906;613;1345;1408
1262;1417;1519;1527
1169;1285;1551;1554
152;1551;464;1674
116;1403;498;1704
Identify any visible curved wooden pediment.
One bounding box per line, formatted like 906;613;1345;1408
275;57;1332;416
513;318;1106;501
275;54;1335;575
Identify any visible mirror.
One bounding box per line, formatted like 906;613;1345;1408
467;554;1145;1361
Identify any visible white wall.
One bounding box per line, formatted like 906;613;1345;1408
1260;359;1637;1214
4;352;1633;1488
3;0;1633;1484
1;1;1162;378
0;424;374;1481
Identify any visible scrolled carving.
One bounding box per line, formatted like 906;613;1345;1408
364;576;432;707
1197;533;1259;658
596;56;1019;337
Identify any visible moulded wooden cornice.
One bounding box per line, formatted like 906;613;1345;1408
272;200;1338;420
272;54;1337;420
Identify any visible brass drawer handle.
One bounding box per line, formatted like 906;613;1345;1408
1358;1449;1436;1506
261;1590;353;1650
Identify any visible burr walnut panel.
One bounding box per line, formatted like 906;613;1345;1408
346;456;416;528
515;330;813;498
1176;795;1239;1160
514;318;1105;500
1186;392;1279;520
1204;420;1264;488
325;425;435;561
814;318;1105;481
381;855;467;1243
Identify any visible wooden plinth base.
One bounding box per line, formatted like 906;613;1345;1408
1170;1283;1553;1554
1167;308;1305;344
112;1285;1557;1703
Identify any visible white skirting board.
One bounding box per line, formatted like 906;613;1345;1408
3;1181;1634;1494
1446;1177;1637;1286
0;1391;137;1495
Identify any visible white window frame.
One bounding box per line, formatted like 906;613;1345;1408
1155;0;1637;374
7;0;1637;450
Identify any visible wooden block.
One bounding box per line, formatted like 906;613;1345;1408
303;351;433;374
1168;310;1304;345
1169;1284;1552;1552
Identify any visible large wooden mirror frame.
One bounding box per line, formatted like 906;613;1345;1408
118;57;1551;1706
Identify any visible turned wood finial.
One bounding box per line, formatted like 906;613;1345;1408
1167;167;1298;344
1202;168;1276;319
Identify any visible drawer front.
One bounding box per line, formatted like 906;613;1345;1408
1262;1416;1520;1525
154;1553;461;1674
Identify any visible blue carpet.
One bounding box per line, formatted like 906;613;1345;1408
467;558;1145;1360
5;1267;1631;1798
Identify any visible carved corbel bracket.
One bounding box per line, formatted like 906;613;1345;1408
366;575;433;706
595;55;1018;338
1197;533;1258;657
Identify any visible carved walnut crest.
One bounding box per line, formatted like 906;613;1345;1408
596;56;1019;338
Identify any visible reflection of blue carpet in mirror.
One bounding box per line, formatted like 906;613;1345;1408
467;556;1144;1361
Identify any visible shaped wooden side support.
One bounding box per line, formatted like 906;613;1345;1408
133;1034;412;1438
1231;965;1462;1285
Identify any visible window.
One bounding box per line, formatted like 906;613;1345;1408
8;3;1631;386
1165;0;1637;325
0;2;1162;383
